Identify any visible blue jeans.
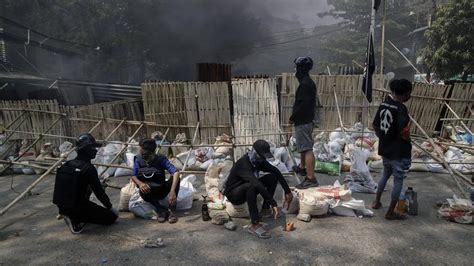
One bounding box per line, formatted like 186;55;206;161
377;158;411;201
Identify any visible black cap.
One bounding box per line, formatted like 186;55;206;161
76;133;102;150
294;56;313;70
252;139;273;159
140;139;157;152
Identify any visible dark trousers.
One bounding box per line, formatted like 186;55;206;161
140;178;180;212
59;201;118;225
225;174;278;225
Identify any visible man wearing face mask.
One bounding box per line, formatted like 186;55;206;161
131;139;180;223
53;133;118;234
223;140;293;239
290;56;320;189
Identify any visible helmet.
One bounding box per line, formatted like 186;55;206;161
252;139;273;159
76;133;101;151
294;56;313;70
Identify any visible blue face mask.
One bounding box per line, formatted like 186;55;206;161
248;149;265;166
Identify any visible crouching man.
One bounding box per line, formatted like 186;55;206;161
131;139;180;223
53;133;118;234
224;140;293;239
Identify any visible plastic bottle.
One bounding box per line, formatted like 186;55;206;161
201;195;211;221
406;187;418;215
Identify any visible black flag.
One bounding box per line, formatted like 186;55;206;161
362;33;375;103
374;0;381;10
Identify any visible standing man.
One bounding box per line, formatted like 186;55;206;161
224;140;293;239
371;79;413;220
290;56;320;189
53;133;118;234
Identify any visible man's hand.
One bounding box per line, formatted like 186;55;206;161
271;206;279;220
284;192;294;207
169;191;177;206
139;182;151;194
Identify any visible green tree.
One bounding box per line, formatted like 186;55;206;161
422;0;474;81
315;0;420;74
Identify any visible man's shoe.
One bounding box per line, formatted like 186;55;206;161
295;177;319;189
292;166;307;176
63;216;84;234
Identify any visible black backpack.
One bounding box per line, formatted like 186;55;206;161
52;159;90;208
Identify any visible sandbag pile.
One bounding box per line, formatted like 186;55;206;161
294;181;374;218
438;195;473;224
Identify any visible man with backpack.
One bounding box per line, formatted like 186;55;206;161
53;133;118;234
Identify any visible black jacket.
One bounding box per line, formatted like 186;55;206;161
53;155;112;209
290;75;317;126
373;96;412;159
224;154;291;207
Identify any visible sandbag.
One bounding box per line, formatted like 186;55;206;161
114;163;133;177
331;206;356;217
205;163;221;201
225;201;249;218
119;181;136;211
298;193;329;216
410;160;429;172
315;160;341;176
368;159;383;173
171;133;188;156
214;134;233;158
59;141;77;160
34;143;56;174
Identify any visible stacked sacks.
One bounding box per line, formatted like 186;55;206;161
344;148;378;194
171;133;188;157
96;143;123;178
313;132;344;176
34;142;58;174
213;134;233;158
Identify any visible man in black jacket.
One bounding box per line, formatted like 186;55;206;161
53;133;118;234
224;140;293;239
289;56;320;189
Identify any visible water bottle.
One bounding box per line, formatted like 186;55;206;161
397;192;406;215
201;195;211;221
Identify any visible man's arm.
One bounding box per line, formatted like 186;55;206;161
160;156;180;205
261;161;291;194
88;167;112;209
131;158;150;194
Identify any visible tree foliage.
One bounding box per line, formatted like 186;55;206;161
422;0;474;80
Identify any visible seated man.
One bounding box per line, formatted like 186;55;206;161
131;139;180;223
53;133;118;234
224;139;293;239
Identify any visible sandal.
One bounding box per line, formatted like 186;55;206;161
247;225;271;239
157;212;168;223
372;202;382;209
168;213;178;224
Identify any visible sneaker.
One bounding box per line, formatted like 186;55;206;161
63;216;84;234
292;166;307;176
295;177;319;189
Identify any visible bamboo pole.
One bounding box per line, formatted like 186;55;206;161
443;101;473;136
440;118;474;122
0;112;29;149
0;159;54;172
409;115;470;196
181;122;200;173
3;109;26;130
373;88;474;102
333;90;346;132
103;119;126;143
98;123;145;177
0;115;63;176
0;148;77;216
155;128;170;154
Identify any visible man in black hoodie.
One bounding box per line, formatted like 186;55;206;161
290;56;320;189
224;140;293;239
53;133;118;234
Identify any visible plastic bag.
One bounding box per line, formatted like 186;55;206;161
59;141;77;160
114;164;133;177
119;181;136;211
315;160;341;176
129;190;158;220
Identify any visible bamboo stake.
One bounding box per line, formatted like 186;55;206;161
0;148;76;216
0;112;29;147
98;123;145;177
444;101;473;136
0;115;63;176
409;115;470;196
103;119;126;143
333;90;346;132
0;159;54;172
440;118;474;122
181;122;200;173
155;127;170;154
3;109;26;130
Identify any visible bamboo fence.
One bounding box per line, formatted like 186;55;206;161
232;78;280;158
141;81;232;144
442;82;474;134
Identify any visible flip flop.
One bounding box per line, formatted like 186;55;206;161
168;213;178;224
247;226;271;239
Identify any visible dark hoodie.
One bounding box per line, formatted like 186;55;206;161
290;68;317;126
